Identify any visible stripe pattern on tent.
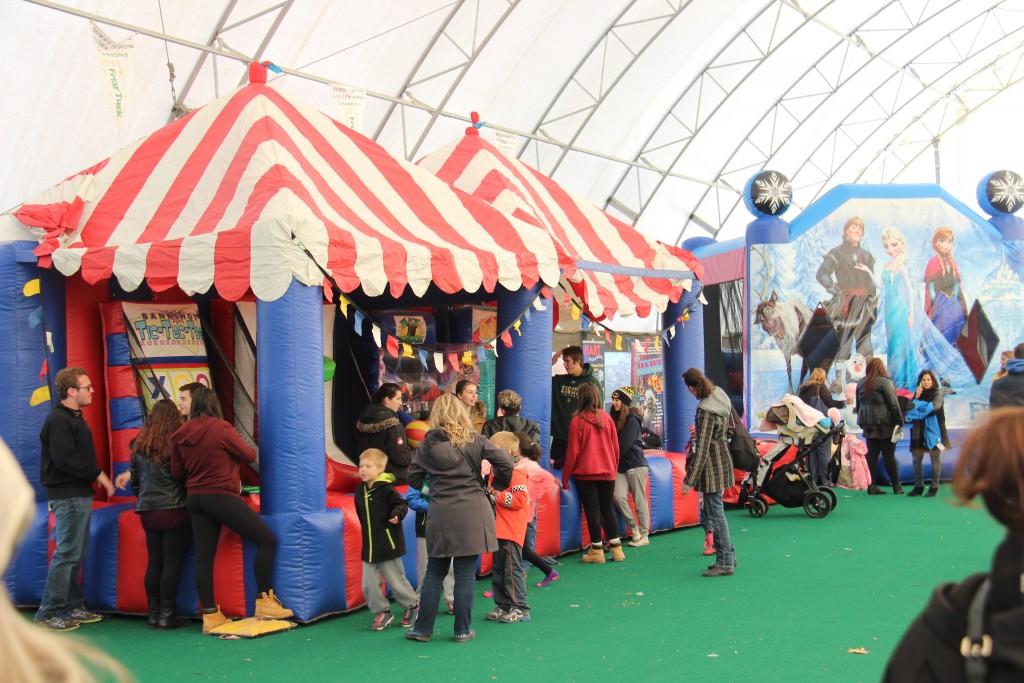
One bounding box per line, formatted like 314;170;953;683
11;84;568;302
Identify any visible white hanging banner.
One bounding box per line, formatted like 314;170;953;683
331;84;366;132
492;130;518;156
90;21;136;123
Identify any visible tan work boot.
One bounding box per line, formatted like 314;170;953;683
581;546;606;564
610;544;626;562
202;608;230;634
255;589;294;619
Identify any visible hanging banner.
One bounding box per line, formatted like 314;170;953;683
331;84;366;132
90;21;136;122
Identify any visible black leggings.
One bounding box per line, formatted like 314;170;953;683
521;542;552;577
144;519;192;602
865;437;901;489
574;479;618;545
187;494;278;608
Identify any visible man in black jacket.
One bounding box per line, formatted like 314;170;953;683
34;367;114;631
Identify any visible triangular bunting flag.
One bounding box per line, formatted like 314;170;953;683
402;343;414;358
386;335;399;357
501;330;513;348
434;352;444;371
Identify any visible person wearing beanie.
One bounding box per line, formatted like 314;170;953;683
610;387;651;547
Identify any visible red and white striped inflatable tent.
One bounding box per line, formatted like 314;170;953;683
416;129;705;320
12;74;568;303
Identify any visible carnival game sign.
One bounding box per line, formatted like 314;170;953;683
121;302;211;409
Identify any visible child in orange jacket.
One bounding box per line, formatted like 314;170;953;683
485;431;532;623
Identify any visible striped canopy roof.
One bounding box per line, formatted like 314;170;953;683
10;81;568;302
417;130;703;320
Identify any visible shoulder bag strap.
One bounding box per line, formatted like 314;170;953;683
456;441;488;493
962;577;992;683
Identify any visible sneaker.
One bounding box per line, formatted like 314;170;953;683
627;528;642;543
370;611;395;631
485;606;507;621
497;608;526;623
483;590;493;599
536;570;560;588
400;604;419;628
67;607;103;624
702;532;715;555
37;614;80;632
405;629;431;642
628;535;649;547
453;629;476;643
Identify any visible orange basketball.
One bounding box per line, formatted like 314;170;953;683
405;420;430;447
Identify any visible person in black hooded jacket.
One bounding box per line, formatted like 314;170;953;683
355;383;414;485
609;387;651;547
883;408;1024;682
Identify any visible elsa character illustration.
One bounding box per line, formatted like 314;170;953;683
876;227;919;389
923;227;967;344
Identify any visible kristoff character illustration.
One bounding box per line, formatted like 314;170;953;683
815;216;878;362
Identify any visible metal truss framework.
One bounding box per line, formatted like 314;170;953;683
24;0;1024;245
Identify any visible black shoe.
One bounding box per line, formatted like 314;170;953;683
867;486;887;495
893;486;905;495
925;486;939;497
907;486;924;497
702;566;734;577
157;599;189;630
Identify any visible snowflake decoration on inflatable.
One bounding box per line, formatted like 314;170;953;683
752;171;792;216
987;170;1024;213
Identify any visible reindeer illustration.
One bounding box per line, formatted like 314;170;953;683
753;248;812;391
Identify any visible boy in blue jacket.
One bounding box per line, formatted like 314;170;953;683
355;448;419;630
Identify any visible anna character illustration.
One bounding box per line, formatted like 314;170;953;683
923;227;967;345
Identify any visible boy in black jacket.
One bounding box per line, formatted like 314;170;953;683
355;448;419;631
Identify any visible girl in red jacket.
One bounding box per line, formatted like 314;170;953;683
562;383;623;563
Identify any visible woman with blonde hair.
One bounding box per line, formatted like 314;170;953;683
453;379;487;433
797;368;844;485
0;438;130;682
406;393;513;643
884;408;1024;681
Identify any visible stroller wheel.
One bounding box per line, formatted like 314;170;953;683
748;497;768;518
803;491;831;518
819;486;838;511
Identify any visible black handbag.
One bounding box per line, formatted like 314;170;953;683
797;302;842;374
727;408;759;472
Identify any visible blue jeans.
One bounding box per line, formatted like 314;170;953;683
411;555;478;637
520;516;537;571
703;491;735;569
36;496;93;620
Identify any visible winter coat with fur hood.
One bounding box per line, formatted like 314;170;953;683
355;403;413;485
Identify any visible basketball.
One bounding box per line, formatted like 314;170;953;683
405;420;430;447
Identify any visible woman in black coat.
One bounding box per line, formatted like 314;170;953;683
855;358;904;494
883;408;1024;681
355;383;414;485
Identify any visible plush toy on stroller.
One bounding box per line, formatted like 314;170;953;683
744;394;846;518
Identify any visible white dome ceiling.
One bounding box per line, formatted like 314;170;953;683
4;0;1024;244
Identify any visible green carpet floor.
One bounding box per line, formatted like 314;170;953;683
40;489;1002;682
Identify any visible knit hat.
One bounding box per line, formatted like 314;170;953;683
612;386;636;406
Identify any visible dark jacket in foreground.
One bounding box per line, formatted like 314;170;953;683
481;414;540;444
354;473;408;563
39;404;100;500
408;430;513;558
129;451;186;512
883;531;1024;682
684;387;734;494
355;404;414;485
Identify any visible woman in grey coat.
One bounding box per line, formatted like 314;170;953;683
405;394;513;643
681;368;737;577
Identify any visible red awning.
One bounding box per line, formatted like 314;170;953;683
417;131;703;319
11;83;568;302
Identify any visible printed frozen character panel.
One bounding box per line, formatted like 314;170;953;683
749;196;1023;431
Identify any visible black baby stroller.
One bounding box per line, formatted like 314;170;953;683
742;419;846;519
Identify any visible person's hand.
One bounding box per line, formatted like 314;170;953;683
854;264;872;273
113;471;131;490
96;472;114;498
388;516;399;525
682;483;692;495
914;384;923;399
